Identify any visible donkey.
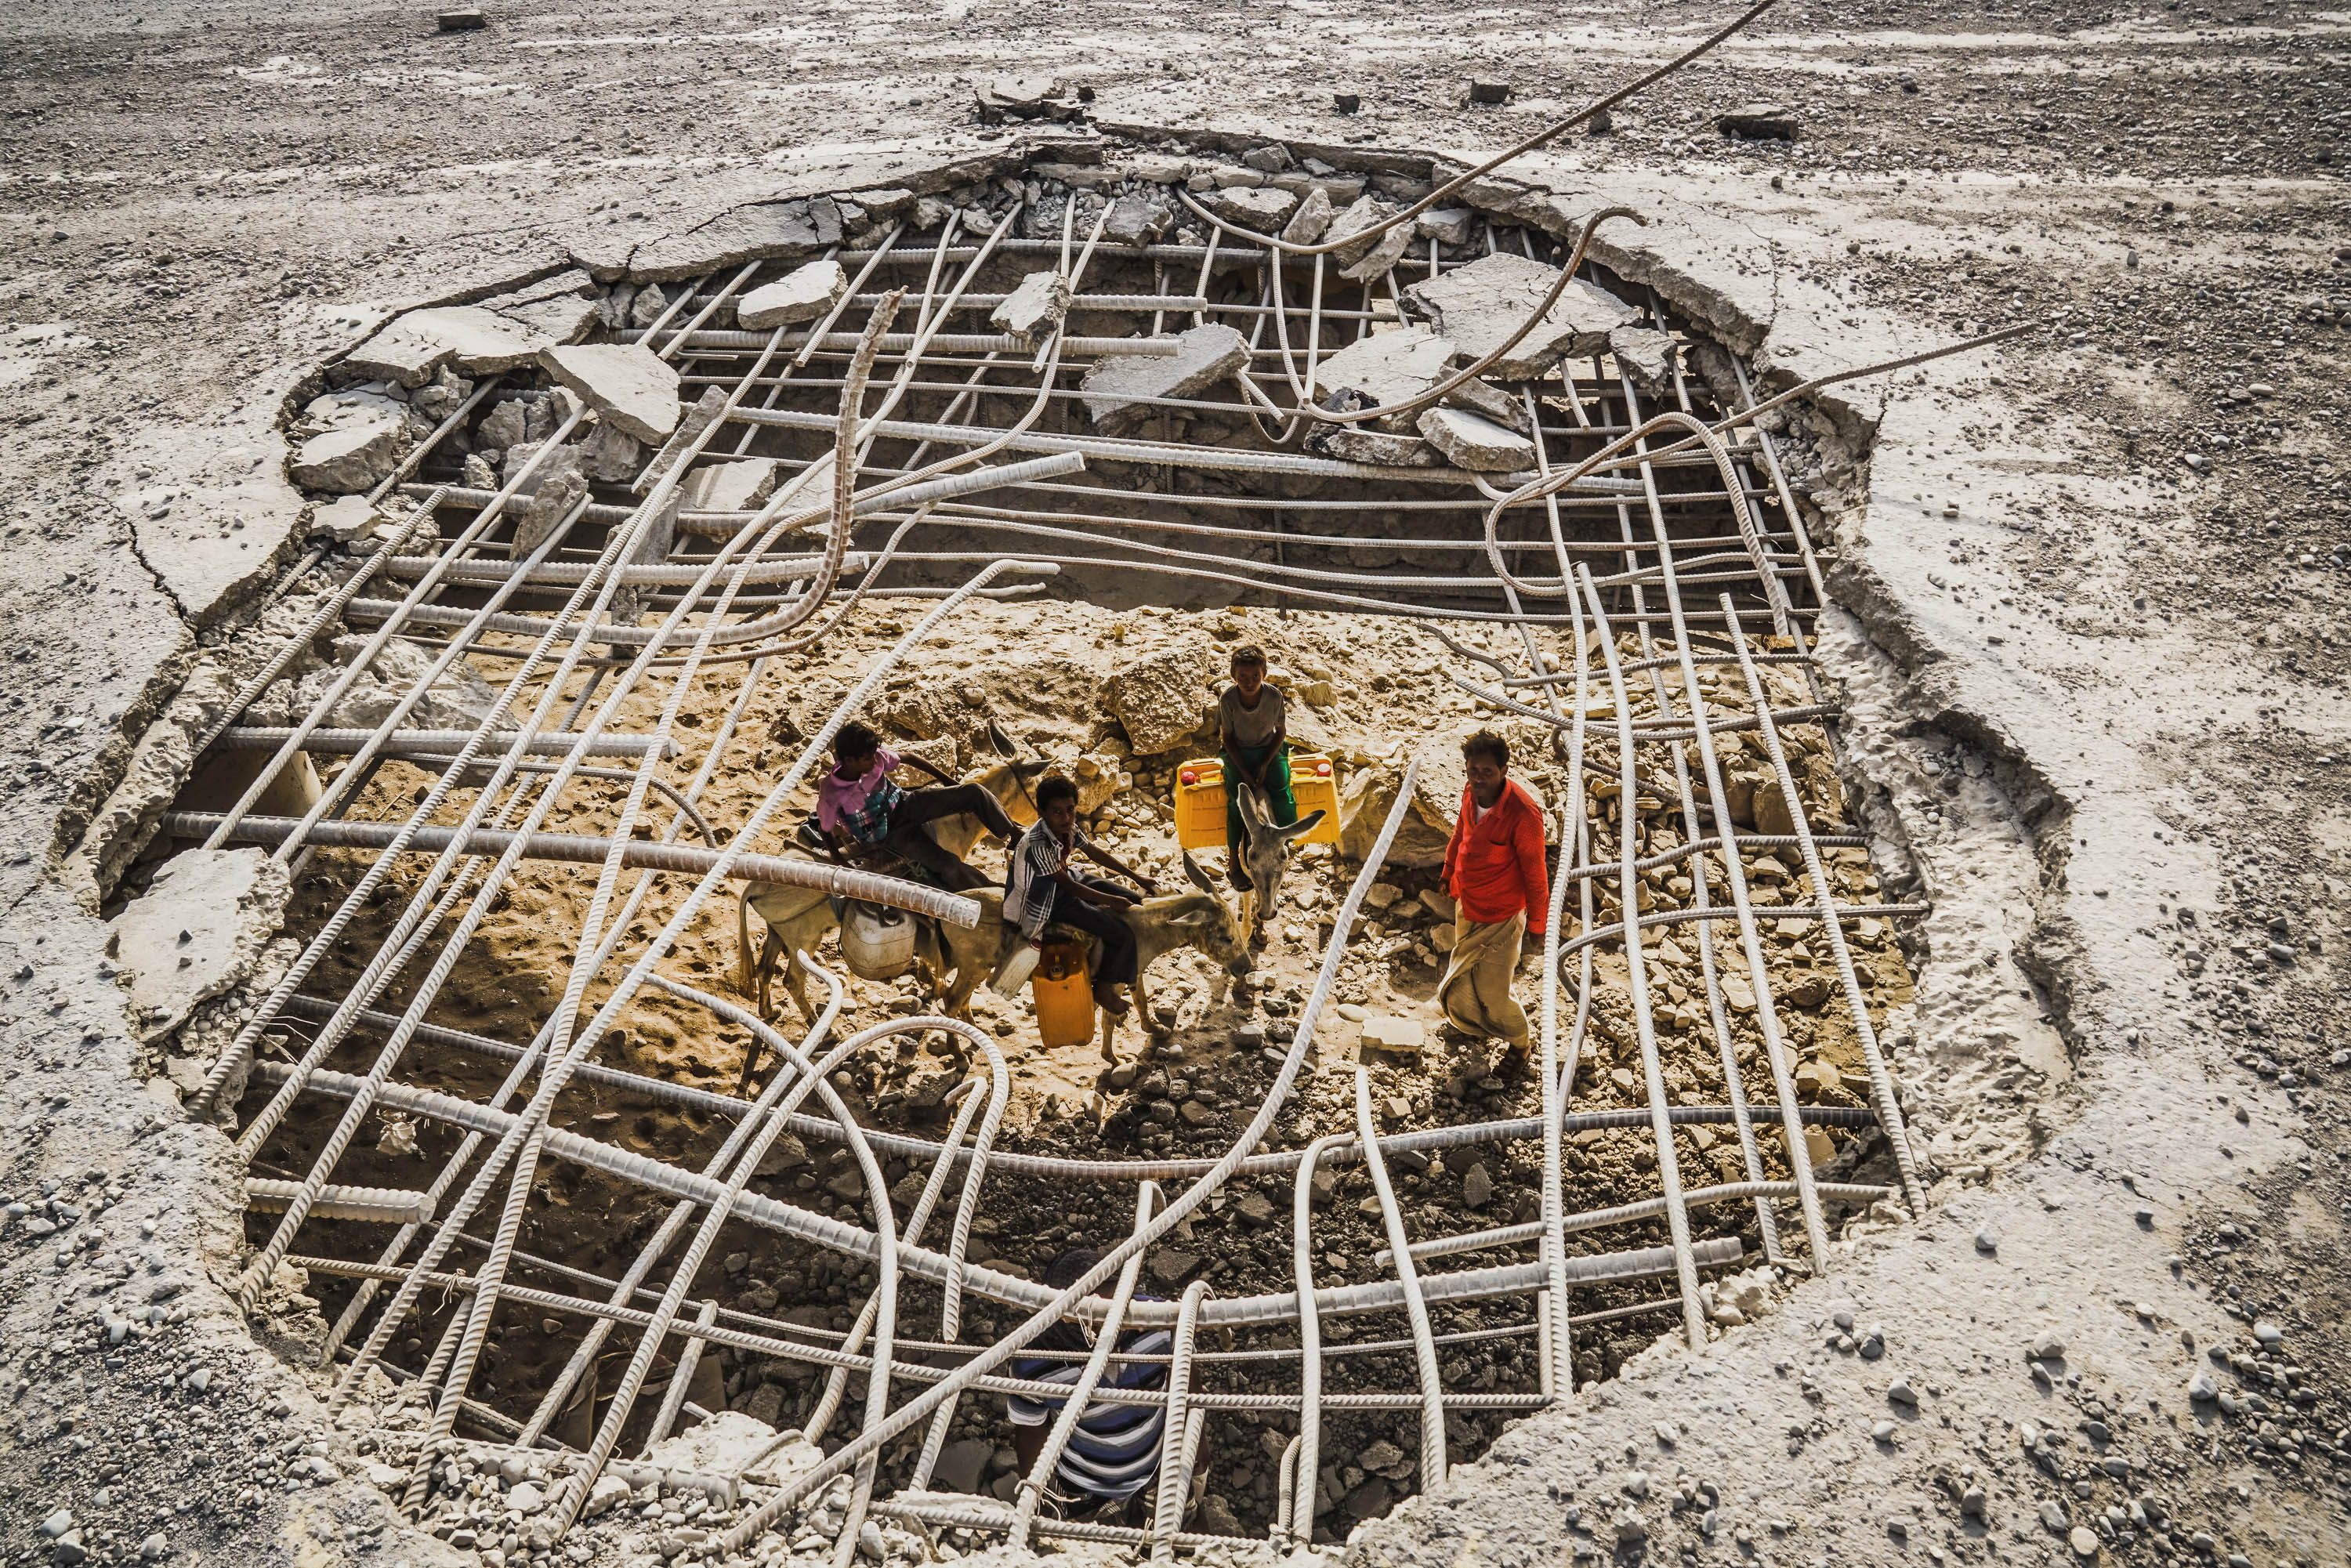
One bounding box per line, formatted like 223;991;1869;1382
734;755;1049;1024
922;851;1254;1061
1230;781;1328;938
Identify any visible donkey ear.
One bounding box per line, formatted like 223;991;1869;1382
1181;851;1218;896
1279;809;1328;842
1016;758;1050;780
985;720;1016;758
1234;782;1268;835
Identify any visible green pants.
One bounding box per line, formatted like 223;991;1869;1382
1223;742;1297;856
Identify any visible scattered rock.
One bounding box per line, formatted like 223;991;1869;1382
1282;186;1337;245
107;848;292;1044
1975;1224;1999;1253
990;270;1072;342
1079;323;1249;434
1201;186;1300;230
1405;252;1641;379
2069;1526;2100;1559
1608;325;1679;390
1415;206;1475;245
1416;407;1534;471
436;7;485;29
1463;1163;1493;1208
737;259;849;329
1103;195;1172;248
288;416;404;494
1469;80;1512;104
538;343;683;444
1718;103;1799;139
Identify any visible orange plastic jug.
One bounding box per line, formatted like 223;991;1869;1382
1031;937;1097;1049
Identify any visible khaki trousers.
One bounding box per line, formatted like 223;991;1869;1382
1438;910;1531;1052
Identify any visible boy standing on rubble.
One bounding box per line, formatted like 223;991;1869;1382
1216;645;1296;891
1438;728;1550;1078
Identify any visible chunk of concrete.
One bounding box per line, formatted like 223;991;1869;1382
629;197;842;283
1310;325;1456;425
343;306;541;388
539;343;681;444
289;417;404;494
1609;325;1679;391
738;259;849;330
512;448;589;559
1415;206;1475;245
1201;186;1299;230
1360;1016;1426;1055
1417;407;1535;471
1306;425;1440;467
308;494;384;544
1103;195;1171;248
1325;197;1416;281
437;7;485;29
1405;251;1641;379
576;418;643;484
107;848;292;1045
1078;324;1249;434
1280;186;1335;245
990;270;1072;342
680;458;779;513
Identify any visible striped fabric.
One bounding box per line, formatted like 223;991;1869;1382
1005;1323;1175;1501
1003;820;1074;941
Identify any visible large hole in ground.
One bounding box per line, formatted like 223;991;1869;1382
153;139;1921;1560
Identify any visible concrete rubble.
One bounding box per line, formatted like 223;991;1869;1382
1608;324;1680;390
1415;405;1534;471
105;847;292;1045
988;269;1071;342
1078;322;1249;433
1406;251;1643;379
737;259;849;329
538;342;683;444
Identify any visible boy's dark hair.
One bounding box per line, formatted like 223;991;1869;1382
1035;773;1079;810
835;722;881;759
1042;1248;1102;1290
1461;729;1509;769
1230;644;1267;669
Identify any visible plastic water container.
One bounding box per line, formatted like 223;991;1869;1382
1173;759;1228;850
1175;754;1345;849
1031;937;1097;1048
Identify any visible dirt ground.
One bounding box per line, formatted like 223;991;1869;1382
2;1;2349;1566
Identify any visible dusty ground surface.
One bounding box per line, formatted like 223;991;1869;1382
2;1;2349;1567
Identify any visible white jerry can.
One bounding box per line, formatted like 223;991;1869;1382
838;900;918;980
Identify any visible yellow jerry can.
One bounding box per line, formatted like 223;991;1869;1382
1031;936;1097;1049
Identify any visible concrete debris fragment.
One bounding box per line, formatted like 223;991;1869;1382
989;270;1072;342
1415;205;1475;245
629;196;842;282
1609;324;1680;390
1201;185;1299;230
512;445;589;558
344;306;535;388
1310;326;1458;429
1078;323;1249;434
288;404;405;494
1281;186;1336;246
1099;643;1222;755
1306;424;1440;467
1326;196;1416;281
1334;91;1360;114
1103;194;1171;248
635;384;730;495
1469;80;1512;104
575;417;642;484
538;342;682;444
307;494;382;544
107;848;291;1045
1406;251;1641;378
737;259;850;329
626;281;669;329
1360;1015;1426;1054
1416;406;1534;471
975;74;1080;124
1718;103;1799;139
680;458;779;513
436;7;485;28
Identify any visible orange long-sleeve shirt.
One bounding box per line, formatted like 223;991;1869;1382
1441;779;1549;935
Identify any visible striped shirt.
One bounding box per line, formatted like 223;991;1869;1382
1003;820;1075;940
1005;1320;1174;1501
